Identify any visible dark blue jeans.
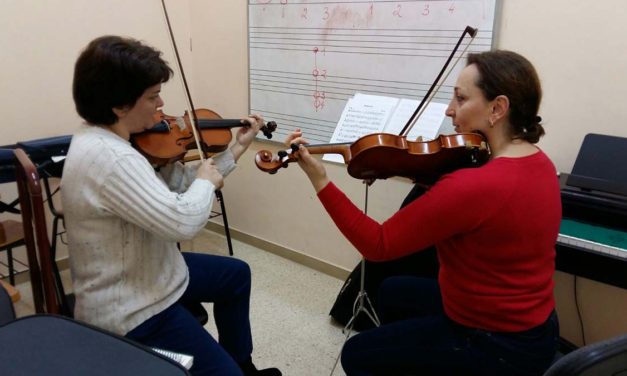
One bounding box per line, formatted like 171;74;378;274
126;252;252;376
341;277;559;376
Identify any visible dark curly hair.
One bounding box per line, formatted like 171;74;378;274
73;35;173;125
467;50;544;143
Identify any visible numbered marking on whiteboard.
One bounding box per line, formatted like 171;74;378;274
312;47;327;112
393;4;403;18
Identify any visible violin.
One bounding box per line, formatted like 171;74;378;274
255;26;481;184
142;0;278;167
132;108;277;166
255;132;488;184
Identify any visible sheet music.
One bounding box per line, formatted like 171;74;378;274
323;94;447;164
323;95;397;163
384;100;448;141
152;348;194;370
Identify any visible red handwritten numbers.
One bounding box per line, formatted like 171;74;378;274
312;47;327;111
393;4;402;18
449;2;456;14
281;0;287;18
257;0;271;12
422;4;430;16
301;7;308;19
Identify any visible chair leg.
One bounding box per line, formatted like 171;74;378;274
7;248;15;286
215;190;234;256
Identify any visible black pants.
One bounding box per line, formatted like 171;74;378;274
341;277;560;376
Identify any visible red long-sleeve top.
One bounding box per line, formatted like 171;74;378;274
317;150;561;332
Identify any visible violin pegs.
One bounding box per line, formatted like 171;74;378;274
290;143;300;153
266;121;277;132
281;161;289;168
277;150;288;159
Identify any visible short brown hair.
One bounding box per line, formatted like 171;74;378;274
73;35;173;125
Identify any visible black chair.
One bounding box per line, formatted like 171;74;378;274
544;334;627;376
0;283;191;375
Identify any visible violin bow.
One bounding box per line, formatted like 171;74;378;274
159;0;207;162
399;26;478;138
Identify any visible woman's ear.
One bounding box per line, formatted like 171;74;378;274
112;106;128;119
490;95;510;123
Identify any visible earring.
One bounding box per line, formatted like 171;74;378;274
488;119;494;128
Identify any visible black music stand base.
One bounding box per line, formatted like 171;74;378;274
329;257;380;376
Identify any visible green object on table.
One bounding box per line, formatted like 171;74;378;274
560;219;627;249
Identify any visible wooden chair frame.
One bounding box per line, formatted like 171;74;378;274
14;148;61;314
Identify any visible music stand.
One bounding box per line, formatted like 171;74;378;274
342;257;381;332
329;184;380;376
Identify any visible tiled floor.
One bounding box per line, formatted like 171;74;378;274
10;228;353;376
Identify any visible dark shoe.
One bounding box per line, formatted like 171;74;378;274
238;357;282;376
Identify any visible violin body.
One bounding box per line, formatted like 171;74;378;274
255;132;489;183
348;133;489;181
132;108;277;166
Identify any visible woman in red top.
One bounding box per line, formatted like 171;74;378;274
287;50;561;376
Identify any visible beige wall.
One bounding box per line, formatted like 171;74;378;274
2;0;627;347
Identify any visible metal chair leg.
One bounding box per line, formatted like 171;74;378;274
50;214;71;316
7;247;15;285
214;190;234;256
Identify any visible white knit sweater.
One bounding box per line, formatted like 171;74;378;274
61;125;236;335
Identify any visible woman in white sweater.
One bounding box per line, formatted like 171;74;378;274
62;35;281;376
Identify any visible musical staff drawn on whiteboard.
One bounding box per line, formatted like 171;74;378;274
249;0;497;144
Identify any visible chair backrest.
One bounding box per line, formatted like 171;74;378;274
544;333;627;376
13;148;59;314
0;315;191;375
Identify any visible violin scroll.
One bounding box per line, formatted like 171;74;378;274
255;143;342;174
255;148;295;174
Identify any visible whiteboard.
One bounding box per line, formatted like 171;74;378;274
248;0;498;143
